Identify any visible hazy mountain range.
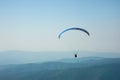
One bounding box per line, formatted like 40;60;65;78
0;57;120;80
0;51;120;65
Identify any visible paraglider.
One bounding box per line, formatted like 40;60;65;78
58;27;90;39
58;27;90;58
74;53;77;58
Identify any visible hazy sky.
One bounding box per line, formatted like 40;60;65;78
0;0;120;53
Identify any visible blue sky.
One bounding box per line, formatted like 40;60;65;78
0;0;120;52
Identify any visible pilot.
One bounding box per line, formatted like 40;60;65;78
75;54;77;58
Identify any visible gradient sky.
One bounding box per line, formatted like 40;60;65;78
0;0;120;53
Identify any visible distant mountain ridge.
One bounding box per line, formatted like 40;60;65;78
0;51;120;65
58;57;105;63
0;57;120;80
0;57;120;70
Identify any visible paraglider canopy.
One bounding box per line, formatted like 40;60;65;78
58;27;90;39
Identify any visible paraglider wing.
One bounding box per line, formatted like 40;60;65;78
58;27;90;39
